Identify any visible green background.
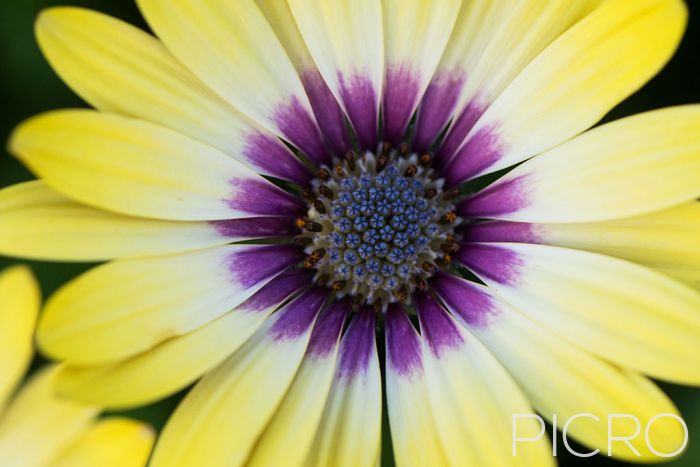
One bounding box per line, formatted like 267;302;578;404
1;1;698;465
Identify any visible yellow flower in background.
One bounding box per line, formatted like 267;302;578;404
1;0;700;466
0;266;154;467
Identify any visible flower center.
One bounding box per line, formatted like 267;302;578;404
296;144;459;308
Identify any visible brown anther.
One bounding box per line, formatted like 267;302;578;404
424;187;438;199
302;189;317;202
414;276;428;291
310;248;326;261
439;211;457;224
317;168;331;181
397;287;409;302
313;199;327;214
294;236;312;246
344;151;357;171
419;153;432;166
317;274;331;285
334;164;346;178
381;142;392;155
303;220;323;232
422;261;438;274
445;233;456;243
404;165;417;177
443;187;460;200
351;294;364;310
331;280;347;292
436;255;452;267
376;153;388;172
318;185;334;199
398;143;410;156
440;242;459;253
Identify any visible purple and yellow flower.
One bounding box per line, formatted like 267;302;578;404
2;0;700;465
0;266;154;466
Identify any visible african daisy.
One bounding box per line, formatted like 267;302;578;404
2;0;700;465
0;266;154;466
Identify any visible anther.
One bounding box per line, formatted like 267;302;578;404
376;153;388;172
440;241;459;253
397;287;409;302
313;199;327;214
318;185;334;199
436;255;452;267
317;168;331;181
304;248;326;268
302;219;323;232
398;143;410;157
295;217;308;230
424;187;437;199
334;164;346;178
419;153;432;166
421;261;438;275
381;142;391;155
302;189;317;202
317;273;331;285
351;294;364;310
439;211;457;224
443;187;460;200
344;151;357;171
414;276;428;292
404;165;417;177
331;280;347;292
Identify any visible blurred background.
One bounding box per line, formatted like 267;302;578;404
1;1;698;465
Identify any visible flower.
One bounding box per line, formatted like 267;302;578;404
2;0;699;465
0;266;154;466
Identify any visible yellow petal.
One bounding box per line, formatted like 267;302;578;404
445;0;687;183
305;310;381;467
459;242;700;384
419;0;599;155
462;106;700;222
0;181;292;262
35;7;308;182
9;110;302;221
136;0;327;162
417;295;553;466
54;271;310;409
288;0;384;149
0;366;99;467
150;288;326;467
0;266;40;410
37;244;301;366
456;286;685;462
381;0;461;143
51;417;154;467
249;301;348;467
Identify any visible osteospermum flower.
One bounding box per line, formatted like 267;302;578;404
2;0;700;465
0;266;154;466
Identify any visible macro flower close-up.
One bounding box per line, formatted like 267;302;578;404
1;0;700;465
0;266;154;466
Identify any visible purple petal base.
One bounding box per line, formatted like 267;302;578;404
274;95;329;164
383;63;421;146
432;272;498;328
337;308;376;379
458;175;530;219
436;100;486;167
239;269;312;313
228;244;302;288
338;72;378;150
210;217;296;239
227;179;304;216
462;221;540;244
445;124;505;186
385;304;422;378
306;299;350;359
413;70;466;153
243;130;310;184
269;287;327;341
457;243;523;286
416;293;463;358
301;69;351;156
